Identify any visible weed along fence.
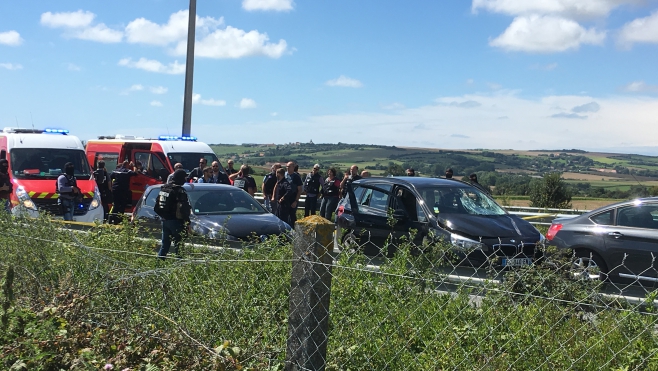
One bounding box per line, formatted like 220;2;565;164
3;212;658;370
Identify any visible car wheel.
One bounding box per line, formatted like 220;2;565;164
341;231;361;253
572;249;608;281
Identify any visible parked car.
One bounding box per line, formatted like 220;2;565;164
133;183;291;245
547;197;658;284
335;177;545;267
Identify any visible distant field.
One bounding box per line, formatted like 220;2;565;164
497;197;623;211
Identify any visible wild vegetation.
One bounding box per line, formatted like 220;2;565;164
2;213;658;370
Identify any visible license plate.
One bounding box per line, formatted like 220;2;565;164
502;258;532;267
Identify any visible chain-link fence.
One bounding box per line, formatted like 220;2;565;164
2;212;658;370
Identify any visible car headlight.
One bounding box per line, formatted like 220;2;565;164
15;186;37;211
450;233;488;252
89;186;102;210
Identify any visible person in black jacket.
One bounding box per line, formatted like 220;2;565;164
157;169;191;259
274;168;296;226
91;160;112;220
303;164;324;217
109;160;136;224
57;162;82;221
0;159;13;212
320;167;341;221
262;163;281;213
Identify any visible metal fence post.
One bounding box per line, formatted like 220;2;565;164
285;216;335;371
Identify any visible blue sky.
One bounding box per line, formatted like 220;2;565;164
1;0;658;153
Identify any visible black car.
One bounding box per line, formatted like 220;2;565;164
336;177;545;267
547;197;658;284
133;183;291;245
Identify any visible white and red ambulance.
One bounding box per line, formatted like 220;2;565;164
0;128;103;222
85;135;221;210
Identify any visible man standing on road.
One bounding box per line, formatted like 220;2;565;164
210;161;230;185
57;162;82;221
0;159;13;212
229;165;257;196
303;164;323;217
91;160;112;221
109;160;136;224
274;168;296;226
262;163;281;213
156;169;191;259
225;160;237;176
340;164;362;198
286;161;303;227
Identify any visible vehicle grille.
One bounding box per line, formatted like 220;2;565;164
491;243;536;257
32;198;91;216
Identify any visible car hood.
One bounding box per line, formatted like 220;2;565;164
192;213;290;239
437;213;539;240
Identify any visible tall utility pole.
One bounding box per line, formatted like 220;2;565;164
181;0;197;137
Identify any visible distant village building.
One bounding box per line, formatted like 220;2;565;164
595;168;617;173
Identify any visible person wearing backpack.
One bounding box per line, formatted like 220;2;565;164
303;164;324;217
155;169;192;259
262;163;280;213
57;162;82;221
320;167;341;221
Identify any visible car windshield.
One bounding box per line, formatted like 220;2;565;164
167;152;221;173
187;188;266;215
10;148;91;179
417;186;506;216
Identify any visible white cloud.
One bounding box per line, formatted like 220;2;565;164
239;98;257;109
150;100;163;107
618;10;658;47
242;0;294;12
326;75;363;88
72;24;123;43
382;102;406;110
129;84;144;91
67;63;81;71
41;10;123;43
41;10;95;28
172;26;289;59
472;0;633;19
0;31;23;46
271;112;278;116
118;57;185;75
489;15;605;52
125;10;224;46
529;62;558;70
150;86;168;94
192;93;226;106
487;82;502;90
209;92;658;151
622;81;658;93
0;63;23;70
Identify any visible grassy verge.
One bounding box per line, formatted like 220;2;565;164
2;213;658;370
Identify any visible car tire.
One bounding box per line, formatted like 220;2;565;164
341;231;361;253
572;249;608;281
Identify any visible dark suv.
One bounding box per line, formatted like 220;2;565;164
335;177;545;267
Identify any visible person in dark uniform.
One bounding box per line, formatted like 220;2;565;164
303;164;324;217
186;157;207;182
274;168;296;226
57;162;82;221
225;160;237;176
262;163;281;213
157;169;191;259
0;159;13;212
340;164;362;198
91;160;112;220
229;165;257;196
285;161;303;227
469;173;491;194
109;160;136;224
445;168;454;179
210;161;230;185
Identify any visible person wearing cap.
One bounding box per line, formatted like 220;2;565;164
157;169;191;259
167;163;184;184
303;164;324;217
57;162;82;221
469;173;490;194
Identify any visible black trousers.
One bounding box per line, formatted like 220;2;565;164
304;195;318;217
109;191;129;224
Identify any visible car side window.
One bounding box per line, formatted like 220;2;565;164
143;188;160;208
393;187;425;222
617;204;658;229
352;185;366;204
590;210;613;225
360;188;390;213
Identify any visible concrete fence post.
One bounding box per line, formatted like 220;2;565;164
285;216;335;371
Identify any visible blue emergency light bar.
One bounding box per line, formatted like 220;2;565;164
44;128;69;135
158;135;197;141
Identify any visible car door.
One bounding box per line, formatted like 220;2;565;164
351;184;393;252
605;203;658;284
132;152;165;206
390;185;431;246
